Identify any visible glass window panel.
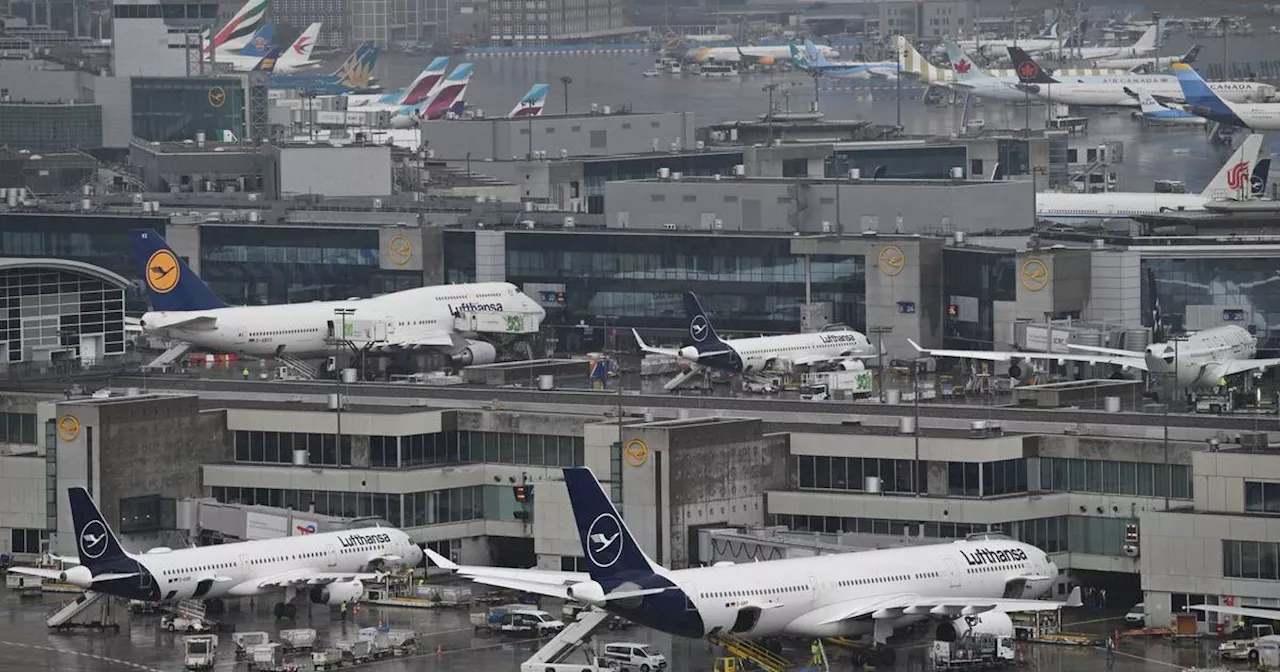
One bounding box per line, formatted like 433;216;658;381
1246;482;1265;512
799;455;815;488
1086;460;1103;493
1263;483;1280;513
1069;459;1086;491
815;456;832;489
1242;541;1261;579
830;457;848;490
1103;461;1119;494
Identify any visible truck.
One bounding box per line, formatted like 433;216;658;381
356;627;394;659
929;635;1016;668
232;632;271;660
471;604;567;637
278;627;317;653
311;648;345;671
800;369;874;401
183;634;218;670
520;657;618;672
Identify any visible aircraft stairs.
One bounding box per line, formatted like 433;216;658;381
275;353;318;379
708;633;816;672
522;609;610;666
175;599;207;621
144;342;192;371
46;590;119;631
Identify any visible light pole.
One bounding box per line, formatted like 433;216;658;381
334;307;355;463
1221;16;1230;79
895;45;902;131
870;326;893;402
1152;11;1161;69
560;75;572;114
912;354;922;496
762;83;778;145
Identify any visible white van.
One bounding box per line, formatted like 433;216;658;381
602;643;667;672
1125;602;1145;626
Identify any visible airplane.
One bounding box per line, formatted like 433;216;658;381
792;39;899;80
690;42;837;65
8;487;421;618
346;56;449;109
952;20;1066;57
909;269;1280;391
941;42;1030;103
269;42;381;95
508;83;550;118
271;22;323;74
202;0;268;57
388;63;474;128
424;467;1080;665
632;292;876;376
1034;133;1264;221
209;23;277;72
1133;88;1206;126
1044;23;1159;61
894;36;1130;88
1172;62;1280;131
1009;47;1275;108
127;228;545;364
1097;44;1201;72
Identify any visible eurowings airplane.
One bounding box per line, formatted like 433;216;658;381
388;63;473;128
210;23;277;72
508;83;550;118
128;229;544;364
203;0;269;56
1134;87;1206;125
792;39;899;80
346;56;449;108
272;22;323;74
1035;133;1264;220
632;292;876;375
1097;44;1201;72
1009;47;1274;107
1172;62;1280;131
9;487;421;618
269;42;381;95
426;467;1078;664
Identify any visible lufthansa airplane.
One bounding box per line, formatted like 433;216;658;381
633;292;876;375
10;488;422;618
130;229;544;365
426;468;1078;664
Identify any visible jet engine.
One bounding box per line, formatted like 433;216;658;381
839;359;867;371
935;612;1014;642
1006;359;1042;385
565;580;606;606
388;113;419;130
60;565;94;589
309;579;363;605
451;340;497;366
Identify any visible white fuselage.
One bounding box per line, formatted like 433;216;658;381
209;48;267;72
1096;55;1183;70
692;44;836;64
681;330;875;374
1218;103;1280;130
1025;79;1272;107
140;527;419;602
1146;326;1257;388
141;282;541;358
674;539;1056;638
954;37;1061;55
952;78;1034;102
1036;191;1213;220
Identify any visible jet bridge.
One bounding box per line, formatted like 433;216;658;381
454;310;543;335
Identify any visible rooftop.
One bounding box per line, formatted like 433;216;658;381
627;175;1013;188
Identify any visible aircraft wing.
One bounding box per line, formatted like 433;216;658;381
1218;357;1280;378
807;586;1081;627
399;333;455;348
633;329;682;358
245;568;384;591
1190;604;1280;621
8;566;140;583
907;339;1148;371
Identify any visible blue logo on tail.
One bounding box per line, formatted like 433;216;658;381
129;229;228;311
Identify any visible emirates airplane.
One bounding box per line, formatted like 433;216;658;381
11;488;422;619
426;468;1079;665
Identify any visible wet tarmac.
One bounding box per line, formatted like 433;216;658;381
0;587;1248;672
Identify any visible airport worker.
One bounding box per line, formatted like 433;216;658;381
810;639;821;665
241;366;249;380
340;600;348;621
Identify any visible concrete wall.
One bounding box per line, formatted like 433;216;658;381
0;455;46;555
89;76;134;149
0;61;86;102
1086;249;1142;327
277;146;392;198
112;17;193;77
421;111;698;161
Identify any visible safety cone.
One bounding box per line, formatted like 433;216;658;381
436;644;444;659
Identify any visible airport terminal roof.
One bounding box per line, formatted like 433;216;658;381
0;257;130;288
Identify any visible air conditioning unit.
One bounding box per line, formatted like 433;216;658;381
657;167;671;180
732;164;746;177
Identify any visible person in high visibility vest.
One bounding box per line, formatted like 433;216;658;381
340;600;348;622
810;640;821;665
241;366;250;380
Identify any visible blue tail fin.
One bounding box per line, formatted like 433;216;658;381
69;487;131;570
129;229;228;311
1253;158;1271;197
683;291;727;349
1171;62;1238;121
563;467;658;583
253;46;283;72
238;23;276;56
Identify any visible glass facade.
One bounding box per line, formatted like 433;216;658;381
1245;481;1280;514
942;248;1016;351
0;412;36;444
582;152;745;213
796;456;1024;498
372;431;584;468
0;265;126;363
212;485;403;526
772;514;988;538
0;104;102;150
825;145;968;180
482;230;866;337
1039;457;1192;500
234;430;353;467
210;484;523;529
9;528;48;554
1223;540;1280;580
132;77;245;143
1144;258;1280;351
201;226;420;305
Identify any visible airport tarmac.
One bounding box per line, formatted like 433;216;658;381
0;586;1242;672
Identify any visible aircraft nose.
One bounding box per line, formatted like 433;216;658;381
678;345;700;362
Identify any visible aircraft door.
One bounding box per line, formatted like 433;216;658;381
683;582;698;612
945;558;963;588
326;544;338;568
235;327;247;346
237;555;249;581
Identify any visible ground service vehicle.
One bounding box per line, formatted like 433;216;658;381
602;642;667;671
183;635;217;670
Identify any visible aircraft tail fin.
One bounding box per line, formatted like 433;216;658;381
1147;267;1164;341
398;56;450;106
943;41;986;81
508;83;549;118
1130;24;1158;54
1180;44;1202;65
989;163;1005;181
338;43;380;89
563;467;660;583
803;38;829;67
68;487;131;571
1037;20;1060;40
273;21;321;72
1171;62;1237;122
1199;133;1262;199
893;35;951;83
683;291;729;353
1253;157;1272;198
236;23;276;57
1007;47;1057;84
252;46;283;72
789;42;809;69
331;41;373;77
128;229;229;311
207;0;269;54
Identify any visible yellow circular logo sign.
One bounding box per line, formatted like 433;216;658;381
387;235;413;266
57;415;80;442
208;86;226;108
1020;258;1049;292
878;245;905;277
146;249;180;294
624;439;648;467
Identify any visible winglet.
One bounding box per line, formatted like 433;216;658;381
631;328;650;351
906;338;926;353
422;547;459;571
1064;585;1082;608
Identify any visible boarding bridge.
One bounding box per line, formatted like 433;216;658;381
454;310;542;336
47;590;112;630
145;342;192;371
522;609;610;667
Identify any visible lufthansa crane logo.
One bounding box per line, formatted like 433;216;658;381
79;519;108;559
878;245;905;277
1020;258;1048;292
586;513;624;568
387;235;413;266
208;86;226;108
689;315;709;342
624;439;648;467
57;414;81;441
146;249;180;294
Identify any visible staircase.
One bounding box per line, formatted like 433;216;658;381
47;590;106;628
145;342;192;370
276;353;318;379
708;633;793;672
176;599;207;621
522;609;610;665
663;368;702;391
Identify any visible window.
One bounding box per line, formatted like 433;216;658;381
0;412;36;444
9;528;47;554
1245;481;1280;514
1041;457;1190;499
1224;540;1280;580
800;456;922;494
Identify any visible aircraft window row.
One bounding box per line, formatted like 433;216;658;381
702;585;809;599
966;562;1027;574
249;328;322;337
396;320;439;326
836;573;918;587
163;561;234;576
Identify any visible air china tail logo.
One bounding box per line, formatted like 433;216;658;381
1227;161;1249;191
960;547;1028;566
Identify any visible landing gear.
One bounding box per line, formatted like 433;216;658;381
273;602;297;619
853;645;895;667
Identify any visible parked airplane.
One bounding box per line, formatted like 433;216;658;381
1097;44;1201;72
203;0;268;56
9;487;421;618
210;23;277;72
791;39;899;80
952;20;1065;56
128;228;544;364
271;22;323;74
691;42;837;65
388;63;473;128
632;292;875;375
269;42;381;95
1172;62;1280;131
508;83;550;118
346;56;449;108
1035;133;1264;220
895;36;1130;87
1134;88;1206;125
942;42;1027;102
1010;47;1274;107
1045;23;1158;61
426;467;1078;665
